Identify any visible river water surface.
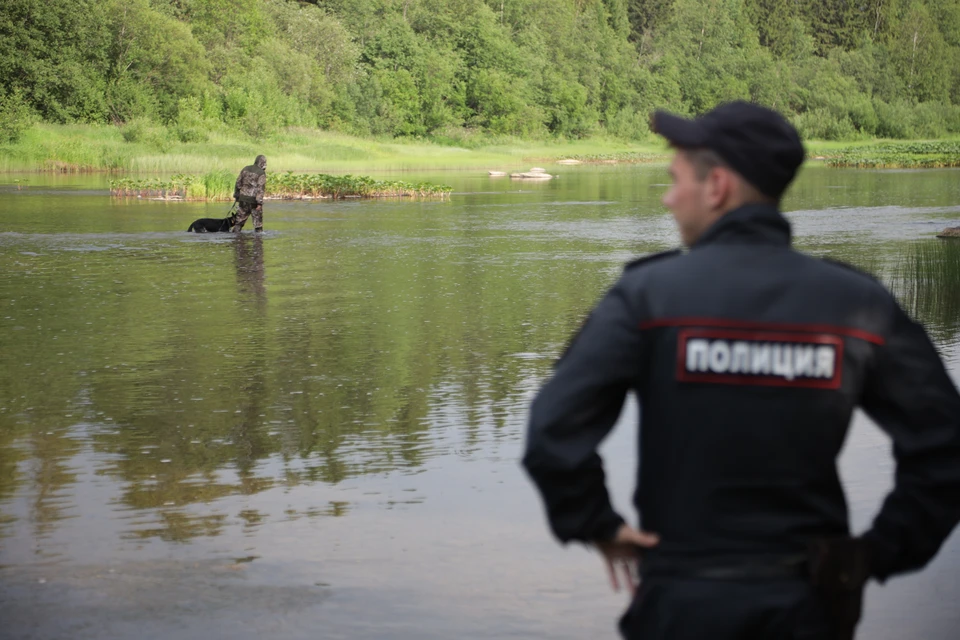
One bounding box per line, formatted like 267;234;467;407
1;165;959;639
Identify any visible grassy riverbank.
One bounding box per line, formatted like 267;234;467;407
0;123;663;174
3;123;959;174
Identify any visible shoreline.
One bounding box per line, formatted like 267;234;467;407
2;124;959;174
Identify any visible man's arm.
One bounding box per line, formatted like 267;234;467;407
522;281;645;544
255;172;266;204
860;299;960;581
233;172;242;201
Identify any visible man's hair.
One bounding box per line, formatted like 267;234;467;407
680;147;776;204
682;147;728;181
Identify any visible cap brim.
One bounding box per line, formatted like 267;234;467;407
651;111;708;147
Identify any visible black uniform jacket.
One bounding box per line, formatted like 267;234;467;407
523;204;960;581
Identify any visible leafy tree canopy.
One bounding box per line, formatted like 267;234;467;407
1;0;958;142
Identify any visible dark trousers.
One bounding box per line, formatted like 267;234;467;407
231;201;263;231
619;577;834;640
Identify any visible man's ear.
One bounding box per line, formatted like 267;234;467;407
705;166;733;210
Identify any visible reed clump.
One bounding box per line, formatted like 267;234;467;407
110;171;453;200
193;169;234;200
894;240;960;341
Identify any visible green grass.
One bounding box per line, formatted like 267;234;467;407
0;123;668;174
4;123;959;174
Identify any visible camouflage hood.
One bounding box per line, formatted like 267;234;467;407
234;158;267;204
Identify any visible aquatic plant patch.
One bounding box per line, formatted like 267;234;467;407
827;142;960;168
557;151;665;164
267;172;453;199
111;172;453;200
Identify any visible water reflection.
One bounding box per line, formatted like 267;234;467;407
234;233;266;308
0;167;958;639
1;222;593;544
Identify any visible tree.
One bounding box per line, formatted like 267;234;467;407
744;0;798;57
890;1;949;102
627;0;674;40
0;0;111;122
799;0;872;52
104;0;210;123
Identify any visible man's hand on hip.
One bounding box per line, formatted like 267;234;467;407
595;524;660;595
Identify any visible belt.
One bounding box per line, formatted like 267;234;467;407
640;553;809;580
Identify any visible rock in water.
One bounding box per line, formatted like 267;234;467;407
510;172;553;180
488;171;507;177
936;226;960;238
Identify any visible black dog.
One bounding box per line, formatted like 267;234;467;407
187;215;236;232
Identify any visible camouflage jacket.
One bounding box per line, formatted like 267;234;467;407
234;165;266;204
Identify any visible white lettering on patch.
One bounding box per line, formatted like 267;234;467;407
677;329;843;389
687;339;709;372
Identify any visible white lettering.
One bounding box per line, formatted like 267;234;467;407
793;345;816;378
772;344;794;380
731;342;750;373
709;341;731;373
687;339;709;372
685;337;838;382
815;345;836;379
751;343;771;375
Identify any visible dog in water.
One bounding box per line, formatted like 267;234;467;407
187;215;236;232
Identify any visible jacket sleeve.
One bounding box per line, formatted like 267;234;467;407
522;281;644;543
233;172;242;201
860;299;960;581
256;172;266;204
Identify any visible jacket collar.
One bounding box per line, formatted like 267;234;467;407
692;203;792;248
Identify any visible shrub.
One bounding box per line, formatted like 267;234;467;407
604;108;651;141
911;102;953;138
173;97;211;143
874;101;916;139
0;91;34;143
792;108;856;141
120;119;174;151
846;95;878;136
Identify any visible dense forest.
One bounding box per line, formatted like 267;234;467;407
1;0;959;144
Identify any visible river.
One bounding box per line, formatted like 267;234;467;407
0;164;958;639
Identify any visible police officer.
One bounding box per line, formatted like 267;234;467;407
231;155;267;232
522;101;960;639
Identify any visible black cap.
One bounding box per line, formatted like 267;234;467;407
651;101;805;199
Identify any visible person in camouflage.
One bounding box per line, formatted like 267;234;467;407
231;155;267;232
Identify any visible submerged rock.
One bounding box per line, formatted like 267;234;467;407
510;172;553;179
937;226;960;238
510;167;553;179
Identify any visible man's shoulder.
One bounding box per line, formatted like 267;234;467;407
801;254;898;320
813;255;887;289
622;249;683;274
